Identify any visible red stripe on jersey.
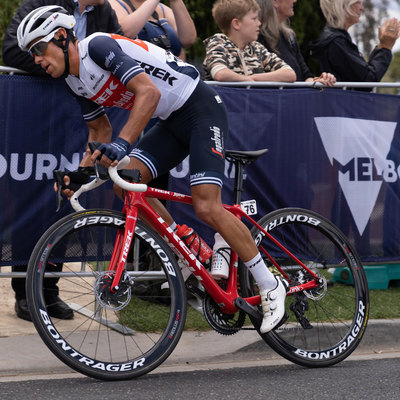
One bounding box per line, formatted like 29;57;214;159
110;34;150;52
90;75;135;110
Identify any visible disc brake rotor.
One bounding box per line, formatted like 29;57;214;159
94;271;132;311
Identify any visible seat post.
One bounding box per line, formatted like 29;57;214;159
233;160;246;205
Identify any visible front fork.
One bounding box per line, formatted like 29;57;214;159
107;205;138;293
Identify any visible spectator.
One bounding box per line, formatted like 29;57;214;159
2;0;123;76
257;0;335;86
108;0;196;58
203;0;296;82
309;0;400;82
2;0;123;322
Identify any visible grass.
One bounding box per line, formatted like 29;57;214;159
368;285;400;319
119;283;400;333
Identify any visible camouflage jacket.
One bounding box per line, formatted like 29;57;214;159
203;33;292;80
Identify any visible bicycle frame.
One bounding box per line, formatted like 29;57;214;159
106;185;322;315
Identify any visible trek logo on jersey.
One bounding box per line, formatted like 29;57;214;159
315;117;397;235
210;126;223;158
91;76;135;110
134;60;178;86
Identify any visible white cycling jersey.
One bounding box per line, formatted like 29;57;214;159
65;32;200;121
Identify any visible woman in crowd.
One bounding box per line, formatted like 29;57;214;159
309;0;400;82
108;0;196;58
257;0;335;86
203;0;296;83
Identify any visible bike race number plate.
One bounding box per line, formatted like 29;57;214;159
241;199;257;216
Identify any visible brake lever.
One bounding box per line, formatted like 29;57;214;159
88;141;102;180
53;170;66;212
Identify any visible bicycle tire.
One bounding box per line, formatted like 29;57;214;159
27;209;187;380
239;207;369;368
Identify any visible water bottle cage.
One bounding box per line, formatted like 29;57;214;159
181;232;200;258
215;248;231;264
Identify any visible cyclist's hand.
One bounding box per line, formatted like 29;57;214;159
53;168;92;199
53;175;74;200
93;138;130;167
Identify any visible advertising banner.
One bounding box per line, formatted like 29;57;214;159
1;76;399;265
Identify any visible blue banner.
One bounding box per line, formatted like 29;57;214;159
1;76;399;265
168;86;400;262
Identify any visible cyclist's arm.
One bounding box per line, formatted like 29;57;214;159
118;72;161;145
81;115;113;167
87;35;161;165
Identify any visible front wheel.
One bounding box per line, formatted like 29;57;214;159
239;208;369;367
27;210;187;380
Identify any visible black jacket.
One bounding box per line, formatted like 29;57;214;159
309;25;392;82
2;0;123;76
258;32;313;82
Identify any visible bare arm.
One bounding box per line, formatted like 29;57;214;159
109;0;160;38
92;72;161;167
252;67;296;82
214;67;255;82
80;114;113;167
165;0;197;48
214;66;295;83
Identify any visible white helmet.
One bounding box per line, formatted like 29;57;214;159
17;5;75;51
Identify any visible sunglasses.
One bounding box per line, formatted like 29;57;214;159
28;30;58;57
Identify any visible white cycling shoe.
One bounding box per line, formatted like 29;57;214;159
259;276;289;333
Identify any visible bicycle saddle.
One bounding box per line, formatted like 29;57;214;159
225;149;268;164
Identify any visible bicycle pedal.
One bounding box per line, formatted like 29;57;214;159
234;297;262;321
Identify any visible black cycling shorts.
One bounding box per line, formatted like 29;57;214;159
129;80;228;187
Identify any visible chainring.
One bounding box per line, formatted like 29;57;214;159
202;293;246;335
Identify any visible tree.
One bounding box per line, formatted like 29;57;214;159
352;0;390;55
0;0;21;66
290;0;325;75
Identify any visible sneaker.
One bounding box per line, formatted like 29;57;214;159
259;276;288;333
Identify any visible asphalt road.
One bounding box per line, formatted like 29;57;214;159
1;355;399;400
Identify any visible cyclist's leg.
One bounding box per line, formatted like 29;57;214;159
191;183;287;332
124;120;189;227
181;88;287;331
191;184;257;262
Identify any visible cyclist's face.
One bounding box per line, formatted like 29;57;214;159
30;32;67;78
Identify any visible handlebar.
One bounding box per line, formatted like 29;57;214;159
108;156;148;193
70;156;148;212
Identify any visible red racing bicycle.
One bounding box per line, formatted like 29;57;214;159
27;148;369;380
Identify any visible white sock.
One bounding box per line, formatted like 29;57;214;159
170;222;177;231
244;254;277;292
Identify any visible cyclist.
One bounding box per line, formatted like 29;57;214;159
18;5;288;333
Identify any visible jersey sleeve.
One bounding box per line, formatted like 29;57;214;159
66;86;106;122
88;35;145;86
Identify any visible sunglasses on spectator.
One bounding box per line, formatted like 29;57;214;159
28;30;58;57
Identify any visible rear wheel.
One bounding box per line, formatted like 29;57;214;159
27;210;186;380
239;208;369;367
